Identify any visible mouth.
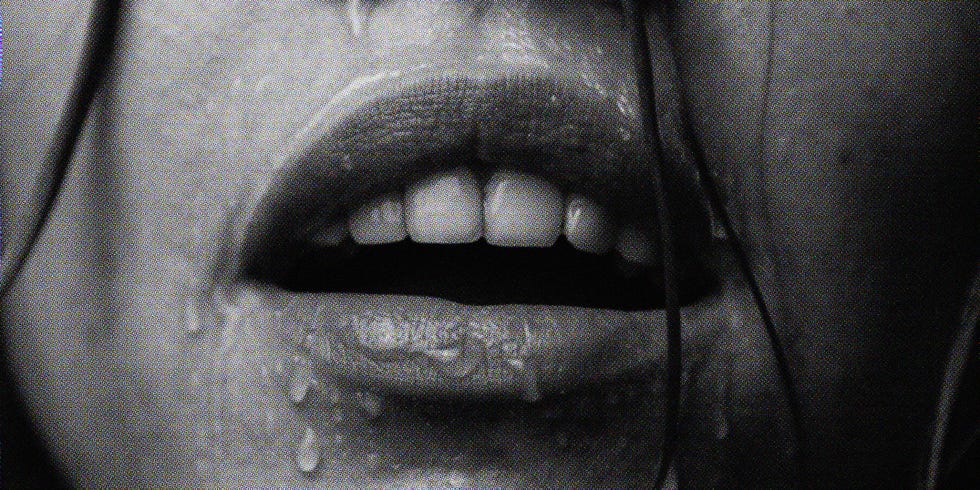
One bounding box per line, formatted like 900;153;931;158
232;65;712;401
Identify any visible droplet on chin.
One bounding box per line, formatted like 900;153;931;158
296;426;320;475
364;451;381;473
554;431;570;449
287;356;315;404
319;377;343;406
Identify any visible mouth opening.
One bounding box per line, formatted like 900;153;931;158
242;162;704;311
223;70;715;400
267;240;670;310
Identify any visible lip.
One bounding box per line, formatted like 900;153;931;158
251;288;726;400
225;64;711;400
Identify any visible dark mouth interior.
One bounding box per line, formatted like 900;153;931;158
264;239;693;310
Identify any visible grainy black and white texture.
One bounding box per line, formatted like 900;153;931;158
1;1;977;488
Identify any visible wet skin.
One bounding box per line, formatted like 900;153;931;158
1;0;977;488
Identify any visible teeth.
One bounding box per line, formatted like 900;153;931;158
319;168;647;260
310;220;349;247
484;171;563;247
348;192;407;245
615;224;655;265
404;167;483;244
563;194;614;254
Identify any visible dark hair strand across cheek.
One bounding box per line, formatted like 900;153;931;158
619;0;807;487
0;0;124;296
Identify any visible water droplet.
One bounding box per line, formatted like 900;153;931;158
288;356;314;404
506;358;541;403
347;0;366;38
709;206;728;239
217;303;242;331
296;427;320;474
445;470;473;487
303;332;318;352
183;295;204;334
355;315;410;355
422;347;462;364
538;404;563;420
604;391;622;407
616;93;636;120
501;318;530;357
617;125;632;142
355;391;384;420
430;334;484;380
341;153;354;170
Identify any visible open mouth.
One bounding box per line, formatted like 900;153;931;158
232;66;712;401
274;167;665;310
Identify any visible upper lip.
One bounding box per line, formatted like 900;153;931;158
239;64;659;276
223;64;712;400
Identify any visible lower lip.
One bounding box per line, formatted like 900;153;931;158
247;287;725;401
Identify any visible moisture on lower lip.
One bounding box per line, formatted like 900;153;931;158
260;290;676;405
189;286;689;484
287;295;569;401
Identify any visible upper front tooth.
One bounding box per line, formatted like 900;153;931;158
404;167;483;244
564;194;614;254
348;192;408;245
615;224;655;265
484;170;563;247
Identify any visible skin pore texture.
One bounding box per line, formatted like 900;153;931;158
1;0;977;488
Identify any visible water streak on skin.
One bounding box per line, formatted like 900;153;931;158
347;0;366;38
288;355;315;404
296;426;321;474
292;71;392;150
183;295;204;334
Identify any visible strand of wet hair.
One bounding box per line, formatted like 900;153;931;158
622;0;807;487
923;267;979;488
619;1;683;487
0;0;124;297
620;0;809;486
